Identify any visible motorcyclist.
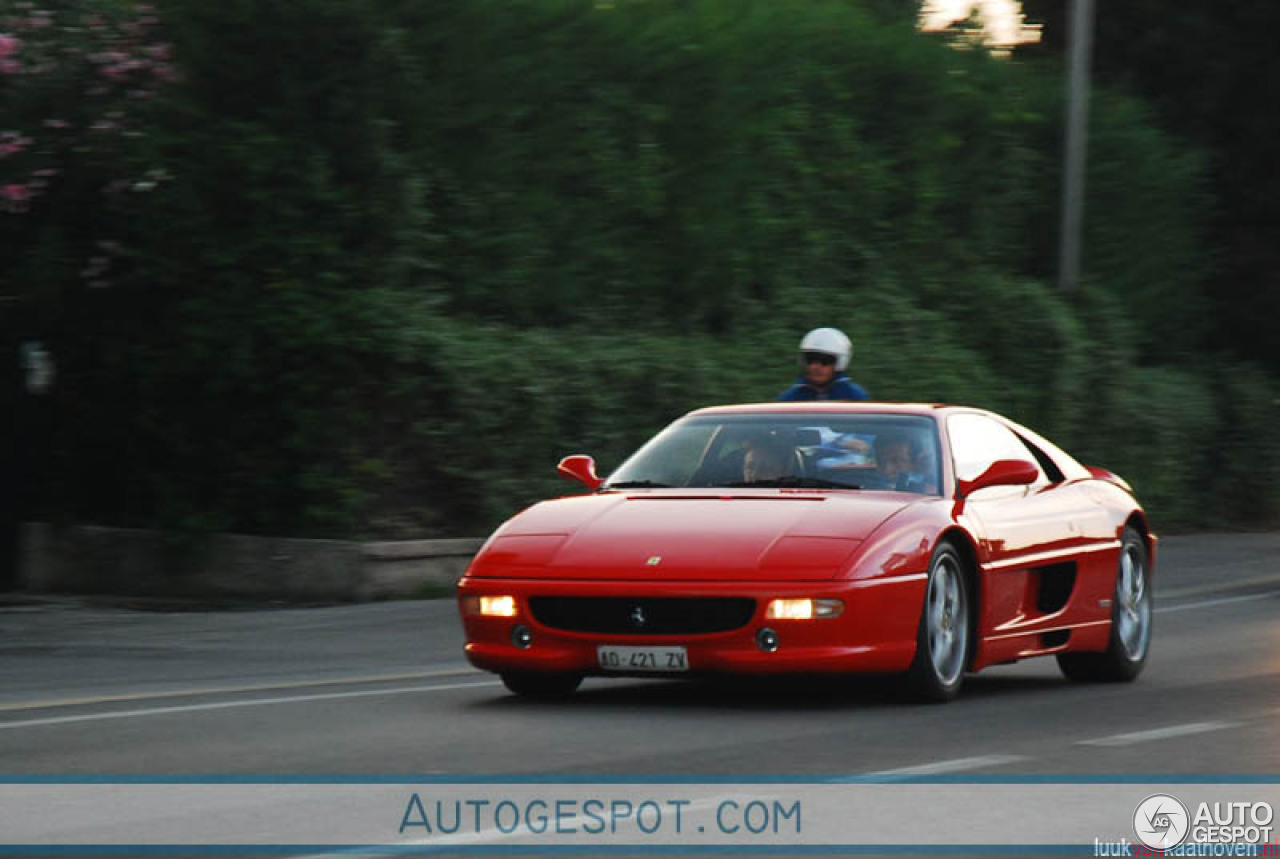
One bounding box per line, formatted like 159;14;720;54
777;327;869;402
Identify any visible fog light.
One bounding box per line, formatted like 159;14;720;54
765;598;843;620
756;627;780;652
511;625;533;649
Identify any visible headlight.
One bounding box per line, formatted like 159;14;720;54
463;595;519;617
765;598;844;620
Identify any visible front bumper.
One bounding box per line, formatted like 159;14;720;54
456;575;926;677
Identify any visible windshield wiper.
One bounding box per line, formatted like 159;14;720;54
722;477;860;490
605;480;673;489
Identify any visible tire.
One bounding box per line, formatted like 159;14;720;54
1057;526;1152;683
904;542;971;702
499;671;583;698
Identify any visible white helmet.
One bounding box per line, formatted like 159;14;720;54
799;327;852;371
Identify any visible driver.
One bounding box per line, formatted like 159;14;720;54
742;435;794;483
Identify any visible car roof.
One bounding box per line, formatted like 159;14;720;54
686;402;966;419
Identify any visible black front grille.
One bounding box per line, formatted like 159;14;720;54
528;597;756;635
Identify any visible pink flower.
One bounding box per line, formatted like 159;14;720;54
0;132;26;156
0;33;18;58
2;184;28;201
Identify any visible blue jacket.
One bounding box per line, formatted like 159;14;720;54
777;374;870;402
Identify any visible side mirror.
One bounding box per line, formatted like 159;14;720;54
557;455;603;491
956;459;1038;499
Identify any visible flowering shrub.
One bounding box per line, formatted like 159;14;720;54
1;0;177;287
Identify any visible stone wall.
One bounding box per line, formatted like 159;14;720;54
17;523;484;601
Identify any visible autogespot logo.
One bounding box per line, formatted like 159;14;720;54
1134;793;1190;849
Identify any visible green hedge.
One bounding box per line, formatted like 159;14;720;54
6;0;1277;538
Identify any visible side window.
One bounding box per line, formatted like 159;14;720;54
947;414;1044;484
1016;434;1066;483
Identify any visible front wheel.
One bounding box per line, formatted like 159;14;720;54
904;542;971;702
500;671;582;698
1057;526;1152;682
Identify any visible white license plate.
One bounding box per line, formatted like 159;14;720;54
597;645;689;673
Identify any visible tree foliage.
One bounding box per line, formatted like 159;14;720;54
1021;0;1280;372
3;0;1276;541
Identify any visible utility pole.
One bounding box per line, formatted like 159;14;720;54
1058;0;1094;292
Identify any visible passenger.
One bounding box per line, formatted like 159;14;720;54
870;432;914;489
777;327;870;402
868;431;937;493
910;435;941;494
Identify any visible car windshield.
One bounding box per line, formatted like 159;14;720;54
604;413;942;495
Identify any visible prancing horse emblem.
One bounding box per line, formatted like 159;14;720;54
646;556;662;566
630;606;646;628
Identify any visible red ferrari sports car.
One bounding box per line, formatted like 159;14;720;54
457;403;1154;701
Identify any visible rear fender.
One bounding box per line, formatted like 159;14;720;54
1086;465;1133;494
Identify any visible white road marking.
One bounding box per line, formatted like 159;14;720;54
1077;721;1239;747
0;666;481;714
1156;592;1275;614
868;754;1030;776
1159;576;1280;601
2;589;1272;733
0;680;501;730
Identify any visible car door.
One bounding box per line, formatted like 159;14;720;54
947;413;1108;643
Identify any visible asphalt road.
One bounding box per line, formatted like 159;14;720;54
0;533;1277;855
1;532;1277;776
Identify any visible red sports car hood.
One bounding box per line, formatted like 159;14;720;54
466;491;918;580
